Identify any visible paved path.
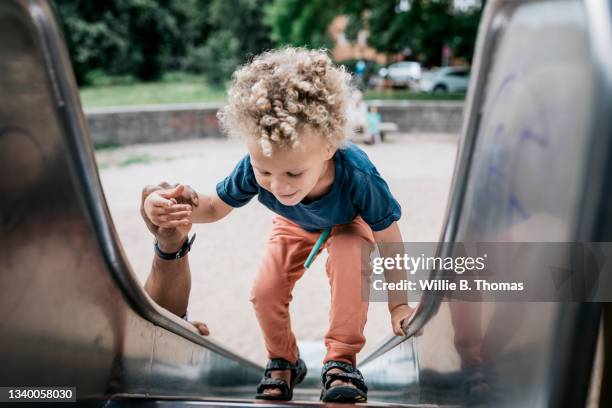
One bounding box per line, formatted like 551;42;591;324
95;133;458;365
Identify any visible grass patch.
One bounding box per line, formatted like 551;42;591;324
80;72;227;108
94;142;122;151
364;90;466;101
118;154;153;167
95;151;176;170
80;71;464;107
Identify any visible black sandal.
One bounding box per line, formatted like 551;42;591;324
320;360;368;403
255;357;307;400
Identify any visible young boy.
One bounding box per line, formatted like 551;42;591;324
144;47;414;402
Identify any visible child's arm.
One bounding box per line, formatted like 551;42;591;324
373;221;415;336
144;184;233;227
189;191;233;223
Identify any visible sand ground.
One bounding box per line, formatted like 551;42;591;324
95;133;458;365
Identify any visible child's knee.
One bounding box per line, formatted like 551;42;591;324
250;277;287;306
328;233;369;259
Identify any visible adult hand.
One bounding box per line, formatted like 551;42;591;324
141;182;210;336
140;182;199;251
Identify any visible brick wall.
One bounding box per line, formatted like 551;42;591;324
85;101;464;146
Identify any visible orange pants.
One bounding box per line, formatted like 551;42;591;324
250;215;375;367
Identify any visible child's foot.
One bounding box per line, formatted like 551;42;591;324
261;369;290;396
327;368;357;389
255;358;308;400
320;361;368;402
261;368;354;396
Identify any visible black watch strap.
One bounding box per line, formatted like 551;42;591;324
154;234;196;260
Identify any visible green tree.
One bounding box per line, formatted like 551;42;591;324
53;0;210;83
345;0;484;66
162;0;214;71
119;0;181;81
264;0;352;49
208;0;273;61
181;0;274;87
449;6;483;65
53;1;128;84
184;31;240;86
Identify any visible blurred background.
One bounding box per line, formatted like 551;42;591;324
52;0;484;107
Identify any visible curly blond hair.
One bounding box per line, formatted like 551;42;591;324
218;47;354;156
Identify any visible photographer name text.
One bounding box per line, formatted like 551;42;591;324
372;278;524;292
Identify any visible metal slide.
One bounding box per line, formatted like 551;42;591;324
1;0;610;407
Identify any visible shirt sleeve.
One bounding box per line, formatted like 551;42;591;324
355;170;402;231
216;154;258;207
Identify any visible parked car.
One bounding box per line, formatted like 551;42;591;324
420;67;470;93
379;61;422;89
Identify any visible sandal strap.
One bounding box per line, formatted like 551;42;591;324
321;360;361;379
292;358;306;386
323;372;368;392
256;377;290;394
321;360;368;393
264;358;296;376
321;360;356;375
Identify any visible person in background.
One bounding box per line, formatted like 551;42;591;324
347;89;369;139
366;105;382;145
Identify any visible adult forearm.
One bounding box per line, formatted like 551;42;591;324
144;240;191;317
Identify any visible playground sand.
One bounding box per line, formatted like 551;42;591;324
96;133;458;366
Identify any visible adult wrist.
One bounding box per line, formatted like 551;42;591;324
156;239;185;253
154;234;196;260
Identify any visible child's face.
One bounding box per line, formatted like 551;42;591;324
247;128;335;206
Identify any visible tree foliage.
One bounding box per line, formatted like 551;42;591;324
264;0;351;49
264;0;483;67
52;0;484;86
200;0;273;86
53;0;205;83
345;0;484;66
52;0;270;85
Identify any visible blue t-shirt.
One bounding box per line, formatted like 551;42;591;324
216;142;401;232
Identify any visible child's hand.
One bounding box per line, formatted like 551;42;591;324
144;184;193;228
390;304;415;336
190;320;210;336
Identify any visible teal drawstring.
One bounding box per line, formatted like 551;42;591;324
304;227;332;269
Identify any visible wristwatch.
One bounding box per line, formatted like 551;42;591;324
154;234;196;260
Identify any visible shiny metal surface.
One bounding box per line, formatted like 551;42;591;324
359;0;611;406
0;0;262;401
